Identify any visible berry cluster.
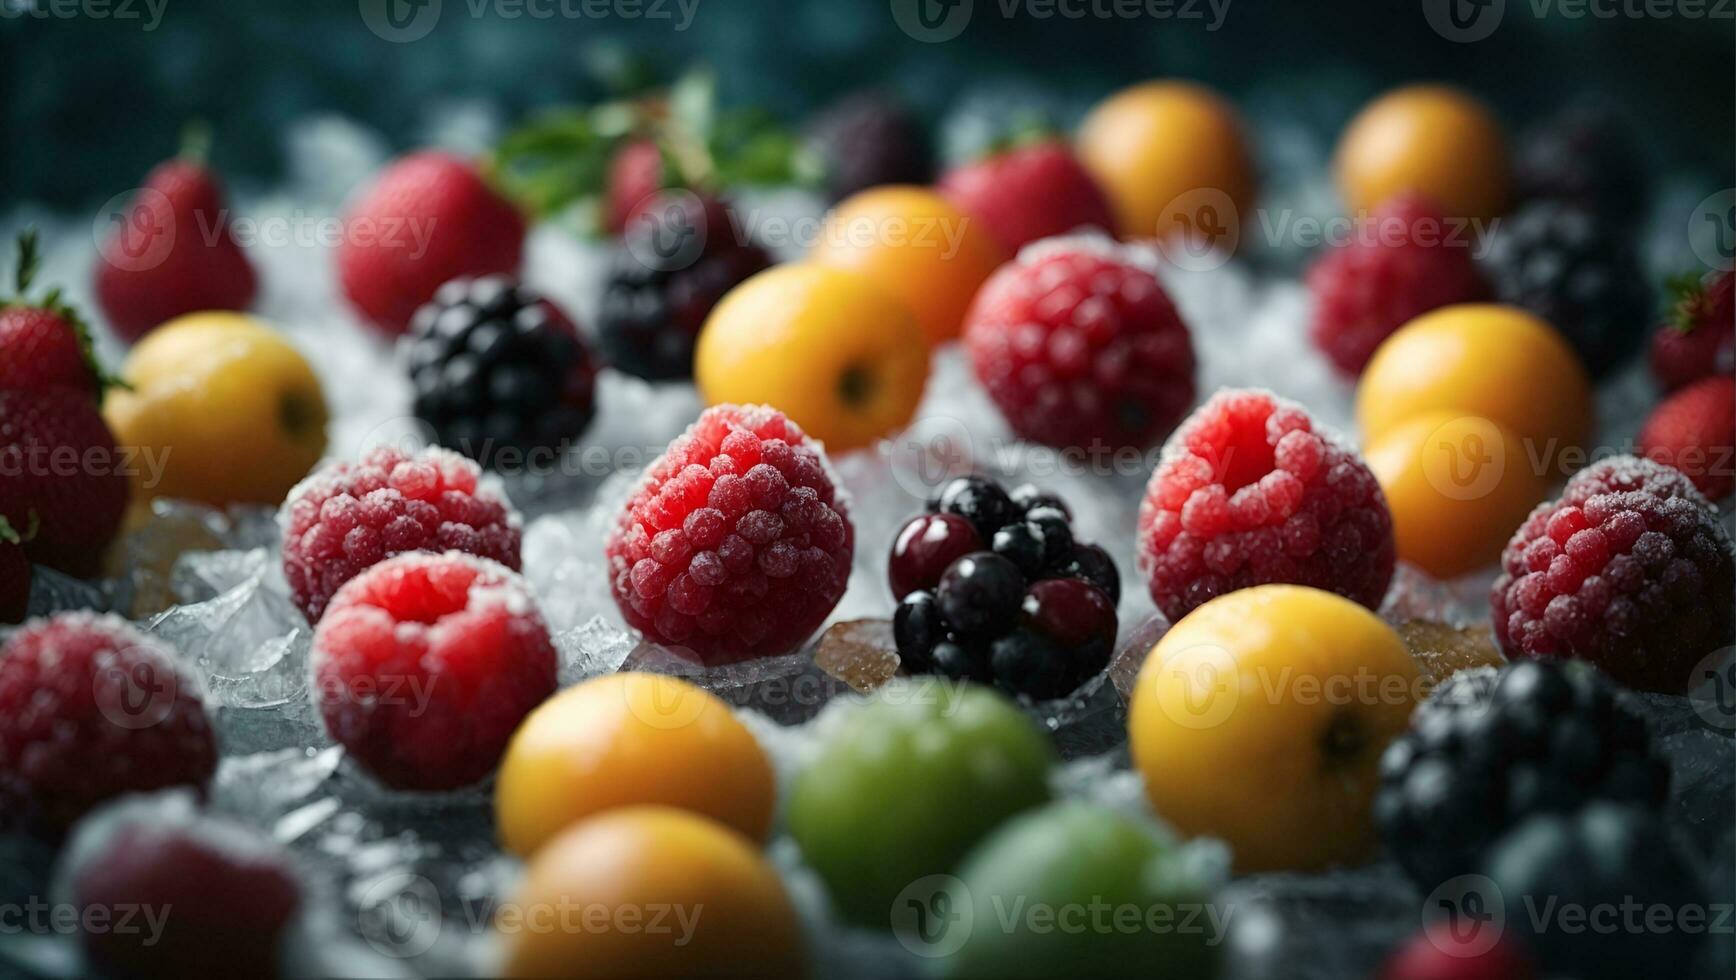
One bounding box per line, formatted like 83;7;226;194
1490;455;1735;693
1137;389;1395;621
892;476;1120;700
1373;659;1669;888
407;276;598;468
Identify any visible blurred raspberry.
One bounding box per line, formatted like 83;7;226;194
279;446;522;623
938;140;1117;253
1637;375;1735;499
1137;389;1395;620
312;552;556;790
0;613;217;838
964;242;1195;451
1306;193;1489;375
605;404;854;663
1490;455;1736;693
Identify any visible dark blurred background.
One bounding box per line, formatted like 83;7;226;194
1;0;1730;211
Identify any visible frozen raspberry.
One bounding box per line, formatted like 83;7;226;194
69;795;302;980
604;404;854;663
312;552;556;790
280;446;522;623
1490;455;1735;693
965;241;1196;451
1306;193;1489;376
0;614;217;838
1137;389;1396;620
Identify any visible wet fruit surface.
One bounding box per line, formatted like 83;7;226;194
499;806;804;979
495;672;775;856
786;684;1053;926
1129;585;1417;872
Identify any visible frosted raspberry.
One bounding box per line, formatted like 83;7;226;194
69;796;302;980
1306;193;1488;376
605;404;854;663
1137;389;1396;620
311;551;556;790
280;445;522;623
964;241;1195;450
0;613;217;838
1490;455;1735;693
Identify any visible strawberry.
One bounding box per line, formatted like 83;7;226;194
0;387;129;579
338;151;526;335
0;514;30;625
0;230;107;396
93;150;258;343
938;139;1117;254
1649;270;1734;392
604;138;666;235
1637;375;1735;499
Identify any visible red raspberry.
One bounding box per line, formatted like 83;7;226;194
605;404;854;663
280;445;522;623
0;613;217;837
1638;375;1735;499
1490;455;1735;693
964;242;1196;451
1137;389;1396;620
0;386;130;579
938;140;1117;254
604;137;667;235
1649;270;1734;392
71;802;302;980
1379;928;1536;980
1307;193;1489;376
312;551;556;790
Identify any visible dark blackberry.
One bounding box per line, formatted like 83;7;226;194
595;195;772;380
406;277;597;469
1373;660;1669;889
804;92;935;203
1485;804;1705;980
1513;102;1649;224
892;477;1119;700
1484;200;1652;378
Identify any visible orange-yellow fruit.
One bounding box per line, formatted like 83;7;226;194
1357;304;1593;465
103;311;328;507
808;186;1004;345
494;673;775;857
1365;411;1553;579
498;806;805;979
696;262;929;453
1128;585;1417;872
1335;85;1510;222
1076;81;1258;241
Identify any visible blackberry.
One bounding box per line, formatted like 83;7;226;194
1484;804;1705;980
1373;660;1669;889
891;476;1118;700
804;93;935;203
1484;200;1652;378
1513;102;1648;224
596;195;772;380
406;277;598;468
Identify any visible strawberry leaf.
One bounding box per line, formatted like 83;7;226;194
0;512;38;546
